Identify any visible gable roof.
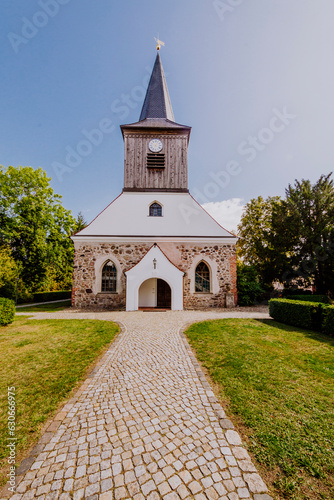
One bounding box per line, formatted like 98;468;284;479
72;192;236;240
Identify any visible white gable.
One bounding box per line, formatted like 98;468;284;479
73;192;234;240
125;245;184;311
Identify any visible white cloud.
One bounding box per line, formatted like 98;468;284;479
202;198;245;233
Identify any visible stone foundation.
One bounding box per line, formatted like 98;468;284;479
72;241;237;310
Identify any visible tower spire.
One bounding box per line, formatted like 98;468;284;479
139;52;175;122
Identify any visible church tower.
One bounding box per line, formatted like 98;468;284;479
121;53;191;192
71;49;237;311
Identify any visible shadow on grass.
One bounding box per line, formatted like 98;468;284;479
256;318;334;347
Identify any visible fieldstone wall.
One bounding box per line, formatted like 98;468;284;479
72;242;237;310
177;243;237;309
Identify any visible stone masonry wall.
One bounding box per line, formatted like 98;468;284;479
176;243;237;310
72;242;237;309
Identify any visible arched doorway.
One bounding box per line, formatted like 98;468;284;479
138;278;171;309
157;279;171;308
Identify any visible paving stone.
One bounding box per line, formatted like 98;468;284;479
223;479;236;492
168;475;182;490
141;479;156;496
227;493;239;500
73;489;85;500
232;447;250;460
213;482;228;496
238;487;251;498
99;492;114;500
11;310;271;500
101;478;113;493
63;479;74;492
233;476;246;487
238;459;257;472
114;486;127;500
163;492;181;500
178;470;192;484
126;481;139;496
207;486;220;499
85;483;99;496
176;483;189;499
188;480;202;495
147;492;160;500
243;473;268;494
158;481;172;495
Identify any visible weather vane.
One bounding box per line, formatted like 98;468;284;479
154;36;165;51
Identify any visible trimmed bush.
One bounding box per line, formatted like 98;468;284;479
0;298;15;326
285;295;332;304
322;306;334;336
32;290;71;303
269;299;323;331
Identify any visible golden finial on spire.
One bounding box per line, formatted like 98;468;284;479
154;36;165;51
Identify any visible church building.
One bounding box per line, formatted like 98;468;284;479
71;50;237;310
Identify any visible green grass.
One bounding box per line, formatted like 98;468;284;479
185;319;334;500
0;316;119;486
16;299;71;312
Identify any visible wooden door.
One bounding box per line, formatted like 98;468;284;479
157;279;171;309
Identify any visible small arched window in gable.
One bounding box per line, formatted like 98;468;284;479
195;262;210;293
102;261;117;292
149;202;162;217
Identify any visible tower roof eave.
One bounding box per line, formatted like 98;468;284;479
121;118;191;139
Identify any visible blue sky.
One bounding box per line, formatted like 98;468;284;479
1;0;334;230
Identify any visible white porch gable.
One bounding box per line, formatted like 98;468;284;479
125;245;184;311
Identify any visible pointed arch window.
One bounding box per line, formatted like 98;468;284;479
149;202;162;217
102;261;117;292
195;262;210;293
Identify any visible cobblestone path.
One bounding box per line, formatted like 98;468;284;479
4;309;273;500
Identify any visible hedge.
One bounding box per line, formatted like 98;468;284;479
0;298;15;326
269;299;334;336
31;290;71;303
322;306;334;336
285;295;332;304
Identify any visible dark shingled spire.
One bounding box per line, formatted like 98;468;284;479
139;53;175;121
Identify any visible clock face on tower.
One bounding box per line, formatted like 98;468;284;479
148;138;163;153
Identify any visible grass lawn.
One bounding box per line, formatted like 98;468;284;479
0;316;119;487
16;299;71;312
185;319;334;500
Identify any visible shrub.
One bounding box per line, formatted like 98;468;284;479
269;299;323;331
0;298;15;326
237;263;264;306
32;290;71;303
322;306;334;336
282;289;313;297
285;295;332;304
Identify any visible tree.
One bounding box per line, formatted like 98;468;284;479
237;174;334;295
274;174;334;294
0;166;77;292
237;263;264;306
0;246;18;288
75;211;87;232
237;196;283;285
